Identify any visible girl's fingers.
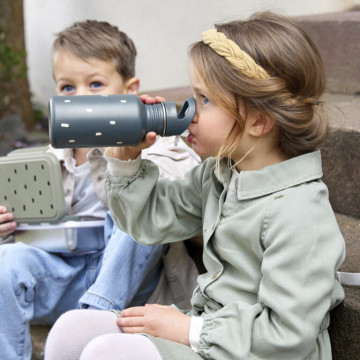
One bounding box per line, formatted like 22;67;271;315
121;306;146;317
119;326;144;334
117;316;144;327
148;304;169;309
144;132;157;146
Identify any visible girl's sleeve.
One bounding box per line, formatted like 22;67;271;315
105;159;206;246
197;182;345;360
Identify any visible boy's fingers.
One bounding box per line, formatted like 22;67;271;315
139;94;165;104
0;212;14;224
139;94;153;104
155;96;165;102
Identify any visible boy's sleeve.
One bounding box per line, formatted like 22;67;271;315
142;136;201;181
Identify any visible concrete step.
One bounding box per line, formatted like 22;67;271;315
296;11;360;95
321;93;360;219
336;213;360;273
330;285;360;360
31;325;49;360
330;214;360;360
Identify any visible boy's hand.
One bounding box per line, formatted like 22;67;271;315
139;94;165;104
117;304;191;346
106;94;165;160
0;206;17;238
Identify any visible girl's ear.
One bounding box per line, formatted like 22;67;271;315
248;113;276;138
124;77;140;94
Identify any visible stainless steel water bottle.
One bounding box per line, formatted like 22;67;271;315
48;94;195;148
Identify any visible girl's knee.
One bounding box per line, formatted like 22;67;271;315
80;335;114;360
45;310;121;360
81;334;162;360
45;310;86;360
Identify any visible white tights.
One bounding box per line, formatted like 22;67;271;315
44;309;163;360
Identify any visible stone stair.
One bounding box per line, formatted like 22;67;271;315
30;10;360;360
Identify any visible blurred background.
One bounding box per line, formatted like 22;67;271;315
23;0;359;108
0;0;359;150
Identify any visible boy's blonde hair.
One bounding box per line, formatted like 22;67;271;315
189;12;328;160
52;20;136;80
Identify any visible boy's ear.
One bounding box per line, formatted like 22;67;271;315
248;113;276;137
124;77;140;94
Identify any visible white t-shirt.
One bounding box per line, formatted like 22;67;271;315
72;160;107;219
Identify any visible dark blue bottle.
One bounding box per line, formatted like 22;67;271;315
49;94;195;148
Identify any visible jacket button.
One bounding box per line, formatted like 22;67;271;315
212;271;221;280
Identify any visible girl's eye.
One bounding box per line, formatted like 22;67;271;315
90;82;103;89
61;85;74;93
201;95;209;105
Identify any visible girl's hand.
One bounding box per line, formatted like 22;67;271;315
106;132;157;160
0;206;17;238
117;304;191;346
106;94;165;160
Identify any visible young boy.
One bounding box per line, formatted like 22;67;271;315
0;20;200;360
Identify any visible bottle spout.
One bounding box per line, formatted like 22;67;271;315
164;97;195;136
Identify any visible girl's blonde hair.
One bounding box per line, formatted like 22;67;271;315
52;20;137;80
189;12;328;160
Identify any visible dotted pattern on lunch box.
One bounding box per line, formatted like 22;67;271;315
0;160;57;220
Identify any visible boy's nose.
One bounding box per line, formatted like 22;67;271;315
76;87;92;96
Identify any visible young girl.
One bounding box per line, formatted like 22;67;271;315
45;11;345;360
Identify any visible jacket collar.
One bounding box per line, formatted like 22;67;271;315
47;146;104;173
214;150;323;200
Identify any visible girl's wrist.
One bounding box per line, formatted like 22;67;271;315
189;316;204;352
105;146;141;161
105;151;141;177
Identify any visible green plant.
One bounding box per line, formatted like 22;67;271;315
0;28;27;111
0;28;26;81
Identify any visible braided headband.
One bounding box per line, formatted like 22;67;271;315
202;29;270;80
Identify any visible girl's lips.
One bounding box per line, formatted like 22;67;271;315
187;133;194;143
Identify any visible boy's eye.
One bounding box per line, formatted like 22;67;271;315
62;85;74;93
201;95;210;105
90;82;103;89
